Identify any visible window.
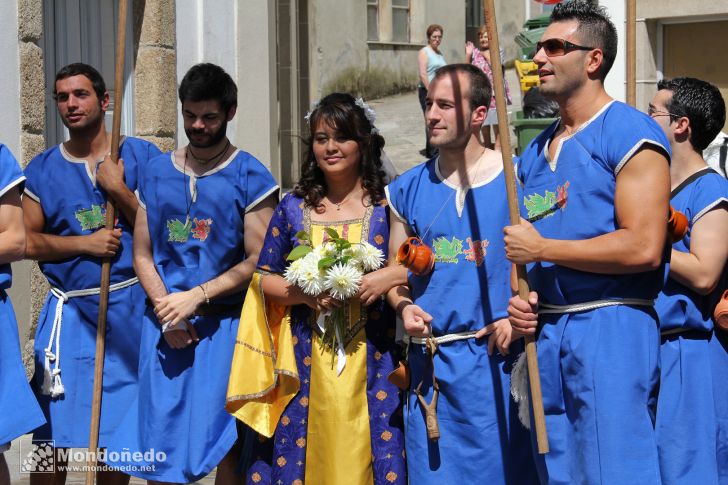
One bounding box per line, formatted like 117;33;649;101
392;0;410;43
367;0;379;41
43;0;134;147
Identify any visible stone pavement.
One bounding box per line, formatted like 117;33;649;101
6;67;524;485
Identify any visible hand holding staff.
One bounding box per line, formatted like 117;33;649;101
483;0;549;454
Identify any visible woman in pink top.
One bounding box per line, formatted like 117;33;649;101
465;24;512;151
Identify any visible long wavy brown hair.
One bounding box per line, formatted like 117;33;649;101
293;93;387;208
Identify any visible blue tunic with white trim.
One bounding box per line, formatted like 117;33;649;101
517;101;670;485
0;144;45;446
107;150;278;483
654;168;728;485
24;137;160;447
386;159;537;485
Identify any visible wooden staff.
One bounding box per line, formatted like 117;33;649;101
626;0;636;106
86;0;128;482
483;0;549;454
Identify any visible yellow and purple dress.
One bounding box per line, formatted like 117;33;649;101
227;193;405;485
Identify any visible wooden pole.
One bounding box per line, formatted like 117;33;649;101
483;0;549;454
85;0;128;482
626;0;636;106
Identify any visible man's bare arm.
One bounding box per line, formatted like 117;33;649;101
0;188;25;264
668;207;728;295
505;146;670;274
132;206;168;305
23;195;122;261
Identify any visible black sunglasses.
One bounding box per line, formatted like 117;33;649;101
535;38;595;57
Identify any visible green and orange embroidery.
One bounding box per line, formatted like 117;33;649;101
191;217;213;241
75;204;106;231
167;216;214;243
464;237;489;266
432;236;463;263
524;181;570;221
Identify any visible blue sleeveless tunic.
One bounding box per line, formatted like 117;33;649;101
654;168;728;485
107;150;278;483
386;158;537;484
24;137;160;447
517;101;670;484
0;144;45;446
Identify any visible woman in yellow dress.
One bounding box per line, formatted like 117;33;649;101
227;93;407;485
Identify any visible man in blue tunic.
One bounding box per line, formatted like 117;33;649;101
649;77;728;485
386;63;537;484
0;144;45;485
504;2;671;484
106;63;278;483
23;63;161;485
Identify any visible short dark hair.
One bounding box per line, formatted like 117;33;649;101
658;77;726;152
427;24;443;38
178;63;237;113
431;63;492;111
550;0;618;80
54;63;106;101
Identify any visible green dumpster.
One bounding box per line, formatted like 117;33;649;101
523;13;551;30
512;111;557;155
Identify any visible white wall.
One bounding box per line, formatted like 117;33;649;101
599;0;626;102
174;0;278;170
0;1;21;152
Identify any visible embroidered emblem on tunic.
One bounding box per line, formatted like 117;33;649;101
432;236;463;263
463;237;489;266
524;181;570;221
75;204;105;231
191;217;213;241
167;218;192;242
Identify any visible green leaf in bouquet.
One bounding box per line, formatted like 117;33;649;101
324;227;340;240
336;239;351;250
340;255;352;265
318;257;337;270
287;244;313;261
295;230;311;242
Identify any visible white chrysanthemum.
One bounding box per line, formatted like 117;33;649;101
358;242;385;272
298;252;325;295
284;258;305;285
315;241;337;259
324;263;363;300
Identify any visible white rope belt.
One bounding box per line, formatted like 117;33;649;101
411;330;479;346
538;298;654;315
42;277;139;398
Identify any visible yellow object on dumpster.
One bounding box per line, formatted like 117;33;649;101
514;59;539;94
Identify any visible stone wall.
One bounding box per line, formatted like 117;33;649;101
133;0;177;152
17;0;49;374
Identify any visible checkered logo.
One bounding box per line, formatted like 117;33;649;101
20;440;55;473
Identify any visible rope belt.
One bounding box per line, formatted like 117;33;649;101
42;277;139;398
538;298;654;314
410;330;478;346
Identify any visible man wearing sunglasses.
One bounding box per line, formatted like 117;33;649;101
504;1;671;484
649;77;728;485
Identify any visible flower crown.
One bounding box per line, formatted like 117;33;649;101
304;97;379;134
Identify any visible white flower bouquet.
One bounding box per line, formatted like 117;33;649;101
285;228;385;359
